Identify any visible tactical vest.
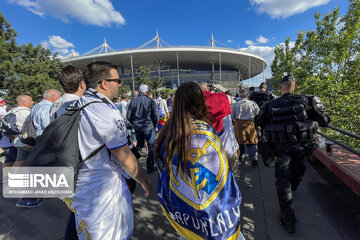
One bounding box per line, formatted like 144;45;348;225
264;97;319;144
249;91;271;107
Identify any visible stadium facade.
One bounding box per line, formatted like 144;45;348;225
62;33;267;91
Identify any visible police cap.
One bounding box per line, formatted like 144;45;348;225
281;75;296;83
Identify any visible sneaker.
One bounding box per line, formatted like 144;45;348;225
16;198;44;208
16;198;27;208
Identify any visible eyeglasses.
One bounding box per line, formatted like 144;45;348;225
99;78;122;84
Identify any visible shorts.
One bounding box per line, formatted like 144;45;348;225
3;147;17;163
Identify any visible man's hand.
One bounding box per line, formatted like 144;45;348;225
112;145;152;198
141;179;152;198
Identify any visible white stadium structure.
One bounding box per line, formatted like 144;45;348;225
62;32;267;90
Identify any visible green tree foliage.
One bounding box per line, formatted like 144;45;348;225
134;66;164;93
118;83;131;98
0;12;17;91
134;66;151;87
271;1;360;150
159;88;175;99
0;12;63;104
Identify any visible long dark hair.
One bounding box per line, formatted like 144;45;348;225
155;82;211;174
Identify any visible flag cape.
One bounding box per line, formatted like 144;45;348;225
158;120;244;240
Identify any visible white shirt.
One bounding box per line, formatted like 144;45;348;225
155;97;169;115
49;93;80;121
231;98;260;120
71;89;132;240
5;106;31;148
0;105;7;119
115;100;128;120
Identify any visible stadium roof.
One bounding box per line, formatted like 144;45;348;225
62;33;267;80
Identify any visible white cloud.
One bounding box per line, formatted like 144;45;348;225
245;40;254;46
249;0;330;19
48;35;74;49
227;40;233;43
256;35;269;44
240;45;276;84
7;0;125;27
42;35;79;59
240;41;296;85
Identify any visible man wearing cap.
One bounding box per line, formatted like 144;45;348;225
127;84;159;174
249;82;275;108
255;75;330;234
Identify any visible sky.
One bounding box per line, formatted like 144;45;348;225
0;0;349;87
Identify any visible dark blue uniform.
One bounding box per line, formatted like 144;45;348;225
249;90;275;108
255;93;329;233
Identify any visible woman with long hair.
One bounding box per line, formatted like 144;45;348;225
155;82;244;240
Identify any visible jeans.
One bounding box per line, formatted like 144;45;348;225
135;128;156;171
239;144;258;160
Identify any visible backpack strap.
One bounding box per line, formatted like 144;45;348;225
82;144;106;163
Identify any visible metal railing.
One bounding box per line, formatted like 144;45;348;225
317;125;360;156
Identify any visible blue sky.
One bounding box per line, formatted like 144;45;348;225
1;0;348;86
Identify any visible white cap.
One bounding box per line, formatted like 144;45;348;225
139;84;150;93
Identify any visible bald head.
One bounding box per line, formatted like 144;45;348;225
43;89;61;103
16;95;33;109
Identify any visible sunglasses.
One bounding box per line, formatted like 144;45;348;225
99;78;122;84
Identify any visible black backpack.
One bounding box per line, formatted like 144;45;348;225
19;115;37;146
0;112;21;136
26;100;105;179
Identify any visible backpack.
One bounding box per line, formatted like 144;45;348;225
19;115;37;146
0;112;20;136
26;100;105;181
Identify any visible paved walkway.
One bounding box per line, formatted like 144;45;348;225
1;153;360;240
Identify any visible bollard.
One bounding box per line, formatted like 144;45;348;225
325;141;333;154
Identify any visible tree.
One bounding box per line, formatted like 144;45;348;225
6;43;63;103
0;12;63;104
0;11;17;91
271;1;360;150
270;37;297;90
118;83;131;98
134;66;164;93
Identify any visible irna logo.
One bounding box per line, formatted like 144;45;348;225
8;172;69;188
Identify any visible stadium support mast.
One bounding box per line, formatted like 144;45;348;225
82;38;115;55
137;31;170;49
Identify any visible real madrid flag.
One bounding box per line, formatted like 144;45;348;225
158;120;244;240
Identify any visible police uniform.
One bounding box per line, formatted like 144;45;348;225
254;76;329;233
249;90;275;108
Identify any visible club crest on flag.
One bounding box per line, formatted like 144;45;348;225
169;130;229;210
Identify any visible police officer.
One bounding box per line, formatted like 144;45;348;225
254;75;330;234
249;82;275;108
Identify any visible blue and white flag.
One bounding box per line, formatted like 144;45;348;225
158;120;244;240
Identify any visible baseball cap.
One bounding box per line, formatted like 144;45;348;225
139;84;150;93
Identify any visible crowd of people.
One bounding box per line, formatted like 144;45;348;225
0;61;330;239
